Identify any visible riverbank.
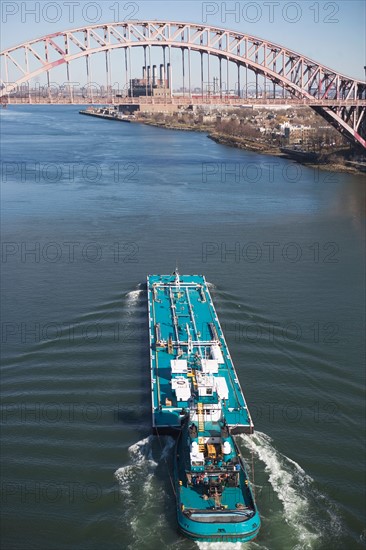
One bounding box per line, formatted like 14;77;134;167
139;118;364;175
208;131;283;156
208;132;364;174
78;108;365;175
136;119;208;132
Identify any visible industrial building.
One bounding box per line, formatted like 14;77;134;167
128;64;171;98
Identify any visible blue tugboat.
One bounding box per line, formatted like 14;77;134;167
147;271;260;542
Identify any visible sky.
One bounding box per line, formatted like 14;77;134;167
1;0;365;88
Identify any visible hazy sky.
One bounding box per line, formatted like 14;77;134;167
1;0;365;82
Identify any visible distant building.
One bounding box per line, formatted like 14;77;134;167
128;64;171;98
280;121;314;144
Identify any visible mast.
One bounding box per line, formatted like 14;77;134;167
173;265;180;286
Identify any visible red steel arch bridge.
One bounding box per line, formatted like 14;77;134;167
1;20;365;149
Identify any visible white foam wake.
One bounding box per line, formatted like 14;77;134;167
238;431;343;549
125;288;143;307
114;434;175;491
114;436;154;500
241;432;316;547
114;435;175;548
197;542;269;550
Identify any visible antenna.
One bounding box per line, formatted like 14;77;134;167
174;261;180;286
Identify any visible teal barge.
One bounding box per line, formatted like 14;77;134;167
147;272;254;434
147;272;260;543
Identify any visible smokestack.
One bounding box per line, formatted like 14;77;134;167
159;64;164;84
142;66;146;80
147;65;150;85
167;63;171;89
152;65;157;87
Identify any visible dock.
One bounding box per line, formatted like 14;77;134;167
79;107;132;122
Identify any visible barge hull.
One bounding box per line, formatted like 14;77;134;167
147;273;254;433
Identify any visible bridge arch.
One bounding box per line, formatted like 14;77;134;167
1;21;365;148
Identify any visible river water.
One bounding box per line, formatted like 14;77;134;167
1;105;365;550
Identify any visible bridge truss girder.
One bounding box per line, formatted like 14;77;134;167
1;21;365;149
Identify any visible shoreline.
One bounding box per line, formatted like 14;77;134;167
207;132;364;175
78;109;365;176
138;119;364;175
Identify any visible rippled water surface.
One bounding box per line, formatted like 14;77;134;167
1;106;365;550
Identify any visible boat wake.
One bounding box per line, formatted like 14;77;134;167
114;434;174;490
197;543;269;550
237;431;343;549
115;432;342;550
115;436;157;481
114;435;175;548
125;288;144;308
